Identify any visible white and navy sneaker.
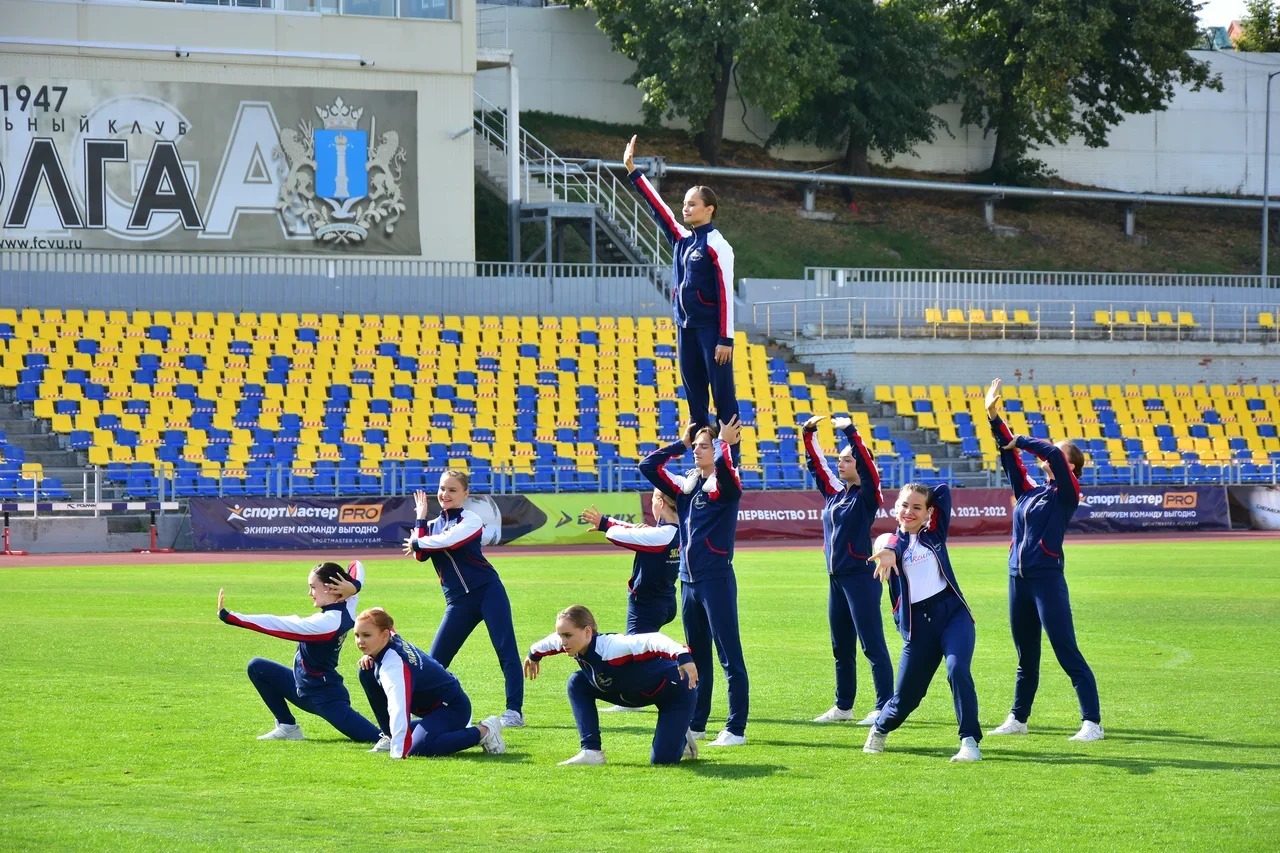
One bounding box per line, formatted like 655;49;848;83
369;734;391;753
499;709;526;728
257;723;304;741
856;711;880;727
863;728;887;754
813;706;853;723
988;714;1029;736
479;716;507;754
558;749;606;766
1069;721;1104;742
950;736;982;762
708;730;746;747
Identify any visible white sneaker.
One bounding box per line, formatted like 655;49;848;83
478;715;507;754
863;727;887;753
708;730;747;747
683;728;699;760
558;749;606;766
688;729;707;741
257;722;304;741
856;710;880;727
601;704;643;712
988;714;1029;736
1069;721;1104;742
951;736;982;762
813;706;854;723
499;709;525;728
369;734;391;753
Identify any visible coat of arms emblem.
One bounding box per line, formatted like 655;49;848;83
275;97;406;244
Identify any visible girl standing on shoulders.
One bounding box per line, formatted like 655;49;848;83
624;135;738;431
524;605;699;766
353;607;506;758
801;414;893;726
217;560;380;744
640;416;749;747
403;471;525;728
863;484;982;762
984;377;1102;742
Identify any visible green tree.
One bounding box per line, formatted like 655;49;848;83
770;0;952;179
947;0;1222;184
1236;0;1280;51
567;0;835;164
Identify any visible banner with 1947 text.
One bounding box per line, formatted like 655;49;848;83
0;79;419;254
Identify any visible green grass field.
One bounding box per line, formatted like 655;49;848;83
2;540;1277;851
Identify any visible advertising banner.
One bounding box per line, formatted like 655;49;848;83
191;493;649;551
1226;485;1280;531
724;488;1014;541
1069;486;1230;533
0;79;419;254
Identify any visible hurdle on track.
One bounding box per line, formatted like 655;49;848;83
0;501;180;556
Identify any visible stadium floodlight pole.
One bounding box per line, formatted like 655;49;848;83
1263;70;1280;285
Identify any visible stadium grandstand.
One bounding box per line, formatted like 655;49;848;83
0;0;1276;546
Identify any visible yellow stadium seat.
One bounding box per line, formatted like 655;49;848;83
1012;309;1033;326
1177;311;1198;328
967;309;988;324
1093;309;1111;328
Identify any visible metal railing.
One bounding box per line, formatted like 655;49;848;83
1;458;1272;509
750;295;1280;344
473;93;673;275
804;267;1276;292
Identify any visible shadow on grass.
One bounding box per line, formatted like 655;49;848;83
981;750;1280;775
682;762;788;779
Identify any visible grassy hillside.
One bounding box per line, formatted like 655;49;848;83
477;113;1266;279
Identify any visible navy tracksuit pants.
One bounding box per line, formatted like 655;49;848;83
358;668;482;757
828;574;894;712
627;593;678;635
429;580;524;714
874;590;980;742
678;325;739;429
566;670;697;764
1008;573;1101;724
246;657;380;742
682;574;750;736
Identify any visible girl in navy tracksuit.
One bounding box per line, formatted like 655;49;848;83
579;488;681;634
217;560;380;744
864;483;983;762
801;415;894;726
403;471;525;728
524;605;699;765
352;607;507;758
985;378;1102;742
624;135;738;430
640;416;749;746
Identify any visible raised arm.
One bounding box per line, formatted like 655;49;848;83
639;439;691;501
839;418;881;509
410;509;484;554
802;415;839;498
711;437;743;502
527;632;567;663
624;134;688;246
990;414;1036;499
1016;435;1081;509
929;483;952;541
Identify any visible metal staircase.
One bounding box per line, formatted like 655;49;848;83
473;93;672;290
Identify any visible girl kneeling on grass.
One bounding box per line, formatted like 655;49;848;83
353;607;506;759
524;605;700;766
864;484;983;763
217;560;379;744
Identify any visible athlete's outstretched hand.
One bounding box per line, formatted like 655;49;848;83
624;134;638;172
802;414;825;432
718;414;742;446
985;378;1003;418
217;588;225;614
869;548;899;582
523;657;541;680
579;505;603;527
831;416;853;431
